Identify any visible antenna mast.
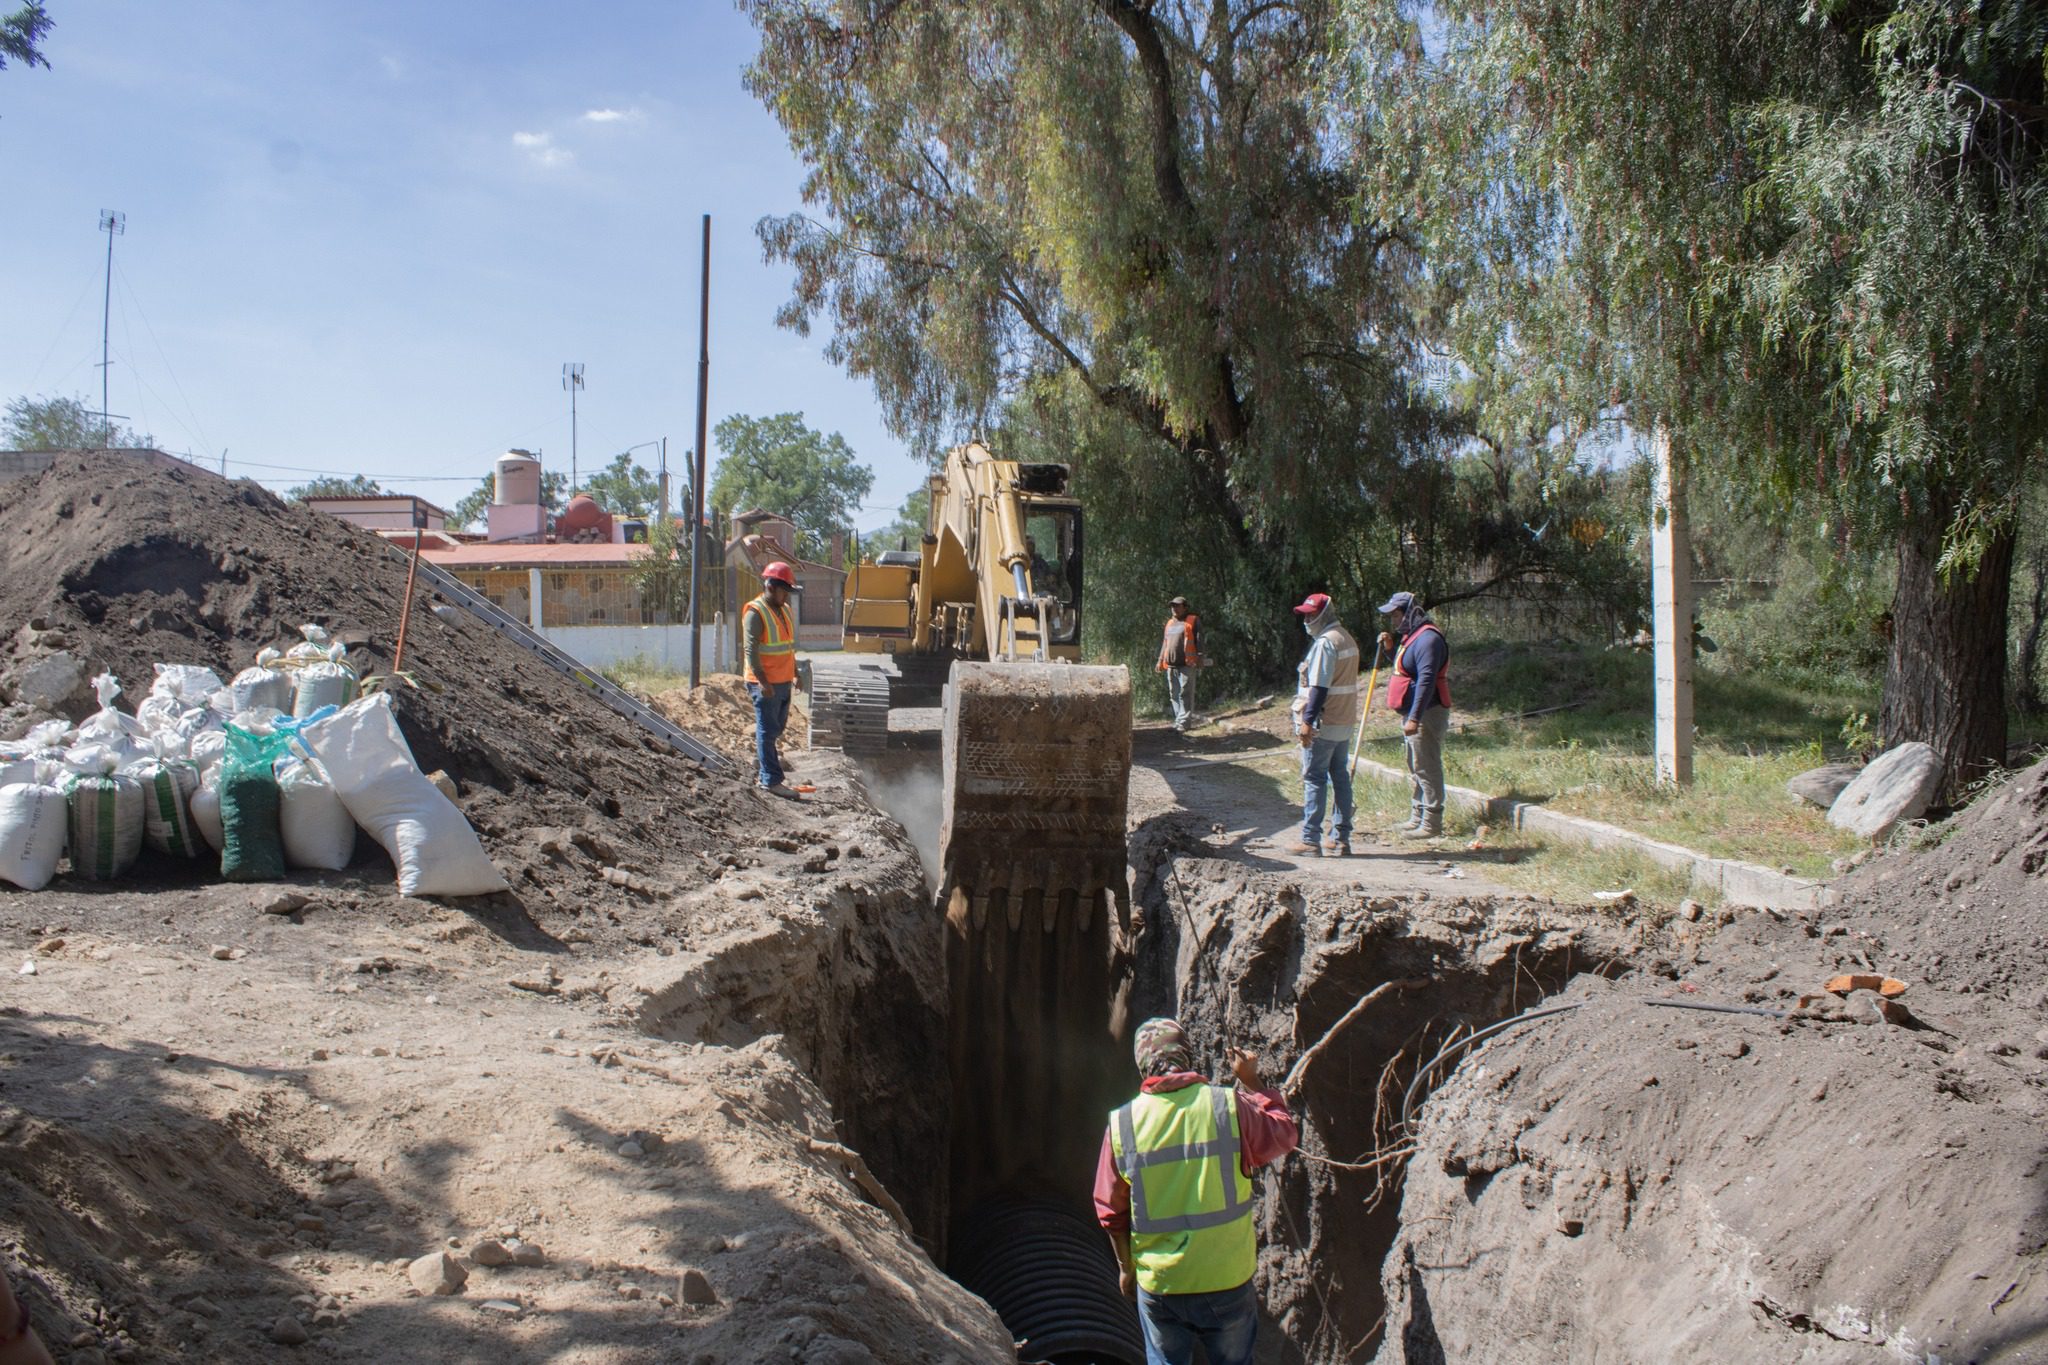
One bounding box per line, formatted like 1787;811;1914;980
98;210;126;447
563;362;585;492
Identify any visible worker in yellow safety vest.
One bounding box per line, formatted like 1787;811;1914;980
743;562;802;798
1095;1017;1299;1365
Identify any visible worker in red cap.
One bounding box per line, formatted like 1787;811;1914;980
1286;592;1359;856
744;562;803;797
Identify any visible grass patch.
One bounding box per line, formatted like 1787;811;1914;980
601;659;691;696
1322;639;1876;879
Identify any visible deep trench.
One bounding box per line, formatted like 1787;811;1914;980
817;756;1615;1365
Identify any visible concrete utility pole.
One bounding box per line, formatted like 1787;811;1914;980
688;214;712;689
1650;419;1695;787
98;210;125;446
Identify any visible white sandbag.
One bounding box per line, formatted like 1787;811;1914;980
1;720;74;763
0;758;34;789
284;623;336;666
149;663;224;705
277;758;355;870
132;754;204;858
0;763;68;891
189;729;228;779
75;674;151;771
190;777;224;854
300;693;505;897
292;645;358;719
64;750;145;881
218;649;294;717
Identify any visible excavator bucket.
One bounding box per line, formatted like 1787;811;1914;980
938;662;1132;928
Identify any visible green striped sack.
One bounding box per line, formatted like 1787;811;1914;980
65;769;145;881
134;759;203;858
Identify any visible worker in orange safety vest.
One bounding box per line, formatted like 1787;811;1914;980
1157;596;1202;732
744;562;802;798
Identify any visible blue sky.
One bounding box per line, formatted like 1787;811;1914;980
0;1;924;529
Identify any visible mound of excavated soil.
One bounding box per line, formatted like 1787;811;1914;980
0;455;1013;1362
1377;756;2048;1364
650;675;760;767
1825;756;2048;999
0;453;761;933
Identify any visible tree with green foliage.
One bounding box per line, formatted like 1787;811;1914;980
862;485;930;556
3;393;151;449
0;2;51;71
710;412;873;560
448;469;567;533
286;474;383;501
1341;0;2048;797
633;513;690;623
582;451;662;518
742;0;1446;683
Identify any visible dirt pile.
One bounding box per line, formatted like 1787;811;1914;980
650;675;761;768
1374;756;2048;1364
0;455;1013;1362
0;452;755;931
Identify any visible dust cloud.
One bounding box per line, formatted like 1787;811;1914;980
855;756;943;890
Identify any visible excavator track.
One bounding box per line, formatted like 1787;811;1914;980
805;659;892;755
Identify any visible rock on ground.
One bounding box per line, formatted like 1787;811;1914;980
1784;760;1860;808
1827;741;1941;839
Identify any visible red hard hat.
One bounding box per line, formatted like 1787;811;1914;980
762;561;799;589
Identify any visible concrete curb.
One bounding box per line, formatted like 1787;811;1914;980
1350;757;1835;912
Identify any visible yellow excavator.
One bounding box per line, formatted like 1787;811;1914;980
806;441;1132;923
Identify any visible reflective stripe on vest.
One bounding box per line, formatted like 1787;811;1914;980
1111;1083;1257;1294
1387;622;1451;713
1316;627;1363;728
744;596;797;685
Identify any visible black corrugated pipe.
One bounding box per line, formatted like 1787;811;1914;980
949;1198;1145;1365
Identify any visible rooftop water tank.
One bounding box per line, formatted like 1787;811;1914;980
494;450;541;507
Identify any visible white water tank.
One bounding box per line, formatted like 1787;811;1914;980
494;449;541;507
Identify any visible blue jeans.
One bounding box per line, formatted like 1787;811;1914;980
748;681;791;787
1166;667;1195;728
1136;1278;1258;1365
1301;734;1354;843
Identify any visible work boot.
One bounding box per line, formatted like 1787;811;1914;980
1284;840;1323;858
1400;821;1442;841
1323;835;1351;857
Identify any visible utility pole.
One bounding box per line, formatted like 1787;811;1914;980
1650;419;1695;787
688;214;711;688
98;210;126;447
563;362;585;492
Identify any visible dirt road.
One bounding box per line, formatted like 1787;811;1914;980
1128;722;1512;898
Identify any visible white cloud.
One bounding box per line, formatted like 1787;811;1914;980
580;107;641;125
511;130;573;169
378;53;405;80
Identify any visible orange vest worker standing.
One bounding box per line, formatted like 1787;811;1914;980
744;563;803;797
1159;596;1202;733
